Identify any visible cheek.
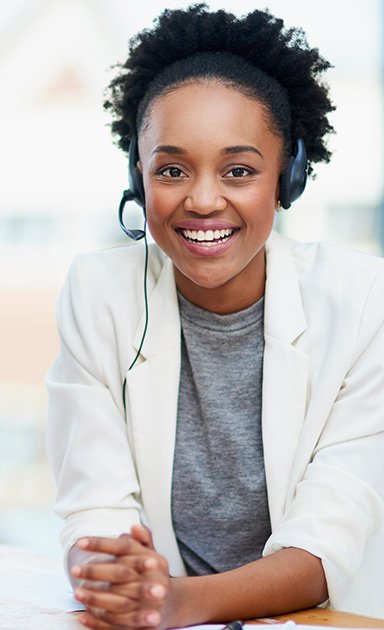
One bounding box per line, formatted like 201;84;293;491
148;212;170;235
236;190;277;226
144;189;176;248
144;188;168;221
144;181;185;234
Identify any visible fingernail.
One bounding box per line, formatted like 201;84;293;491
144;557;156;570
71;565;81;576
150;584;165;599
146;612;160;625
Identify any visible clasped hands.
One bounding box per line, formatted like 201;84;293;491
72;525;172;630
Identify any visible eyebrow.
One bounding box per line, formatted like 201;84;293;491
152;145;187;155
152;144;264;158
223;145;264;158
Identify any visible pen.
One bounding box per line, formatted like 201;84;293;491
221;621;243;630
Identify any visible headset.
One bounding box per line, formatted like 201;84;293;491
118;134;146;240
118;134;148;400
279;137;307;209
118;134;308;236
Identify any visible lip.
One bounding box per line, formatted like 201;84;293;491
176;227;239;257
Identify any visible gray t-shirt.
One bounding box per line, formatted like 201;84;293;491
171;292;271;576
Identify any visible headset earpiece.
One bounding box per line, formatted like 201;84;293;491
118;133;146;240
279;138;307;209
128;133;145;207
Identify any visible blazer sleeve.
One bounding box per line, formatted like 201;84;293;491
263;268;384;615
46;255;142;557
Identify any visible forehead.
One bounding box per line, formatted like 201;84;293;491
139;82;281;154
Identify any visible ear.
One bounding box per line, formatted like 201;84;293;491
137;159;143;174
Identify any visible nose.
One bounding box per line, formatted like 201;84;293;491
184;174;227;213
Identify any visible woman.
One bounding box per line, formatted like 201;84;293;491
46;5;384;628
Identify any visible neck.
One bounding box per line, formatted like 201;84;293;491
174;249;266;315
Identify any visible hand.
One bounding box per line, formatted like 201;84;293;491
71;529;172;630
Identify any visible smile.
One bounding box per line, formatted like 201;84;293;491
179;227;237;245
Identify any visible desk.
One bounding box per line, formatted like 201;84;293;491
253;609;384;628
1;545;383;629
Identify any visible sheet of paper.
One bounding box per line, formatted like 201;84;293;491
0;572;85;612
179;624;375;630
178;625;295;630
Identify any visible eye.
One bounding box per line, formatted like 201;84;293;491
158;166;186;178
225;166;254;178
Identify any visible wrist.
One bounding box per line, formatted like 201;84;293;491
167;576;213;628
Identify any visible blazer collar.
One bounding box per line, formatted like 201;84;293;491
133;230;307;359
262;231;310;527
132;254;180;360
264;230;307;343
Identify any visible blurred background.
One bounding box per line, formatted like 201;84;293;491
0;0;383;556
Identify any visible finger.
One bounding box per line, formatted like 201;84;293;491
72;556;158;584
89;607;107;619
77;536;132;555
78;535;157;559
75;581;166;612
75;587;133;613
109;582;167;604
78;611;113;629
89;608;162;629
73;562;130;584
79;608;162;630
78;579;109;592
130;525;155;550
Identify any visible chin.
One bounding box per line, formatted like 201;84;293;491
186;273;231;291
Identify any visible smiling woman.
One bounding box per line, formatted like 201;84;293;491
46;4;384;629
139;82;281;313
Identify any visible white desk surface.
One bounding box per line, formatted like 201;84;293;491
0;544;81;629
2;544;384;629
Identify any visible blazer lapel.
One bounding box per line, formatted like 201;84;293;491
124;257;186;576
262;232;310;529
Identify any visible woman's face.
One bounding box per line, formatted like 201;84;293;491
138;81;283;313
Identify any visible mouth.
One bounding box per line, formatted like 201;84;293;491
176;227;239;246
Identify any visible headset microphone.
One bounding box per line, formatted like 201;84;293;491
118;189;146;240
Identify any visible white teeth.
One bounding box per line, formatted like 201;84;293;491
181;227;235;243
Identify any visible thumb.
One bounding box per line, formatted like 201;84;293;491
130;524;155;550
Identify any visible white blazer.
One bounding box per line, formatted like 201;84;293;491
46;231;384;617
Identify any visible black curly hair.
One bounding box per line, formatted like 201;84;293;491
104;3;335;175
